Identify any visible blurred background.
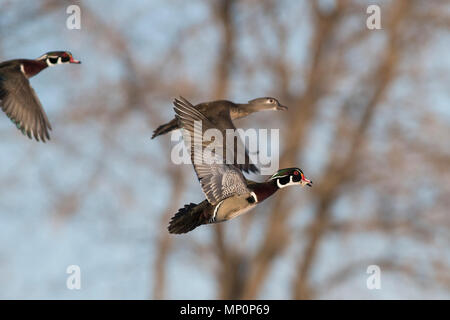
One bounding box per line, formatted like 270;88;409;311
0;0;449;299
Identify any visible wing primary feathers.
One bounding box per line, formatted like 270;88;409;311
0;64;52;142
172;96;250;205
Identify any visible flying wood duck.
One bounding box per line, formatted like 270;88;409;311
153;96;287;173
167;98;311;234
0;51;81;142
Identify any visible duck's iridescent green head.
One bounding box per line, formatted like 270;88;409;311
269;167;312;188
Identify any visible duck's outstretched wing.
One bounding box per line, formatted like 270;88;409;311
175;96;258;173
173;96;250;205
0;64;52;142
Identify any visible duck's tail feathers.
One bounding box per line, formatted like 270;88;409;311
168;201;210;234
151;118;178;139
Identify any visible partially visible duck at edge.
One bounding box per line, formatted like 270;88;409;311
0;51;81;142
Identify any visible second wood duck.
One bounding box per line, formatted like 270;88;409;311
152;96;287;139
167;98;311;234
153;96;287;173
0;51;81;142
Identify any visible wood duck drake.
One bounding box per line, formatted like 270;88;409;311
0;51;81;142
167;98;311;234
153;96;287;173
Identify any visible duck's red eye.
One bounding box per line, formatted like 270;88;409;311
294;171;299;175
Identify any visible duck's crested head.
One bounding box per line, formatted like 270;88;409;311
248;97;288;111
269;167;312;188
37;51;81;65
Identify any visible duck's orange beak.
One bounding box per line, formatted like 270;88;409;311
301;176;313;187
70;57;81;64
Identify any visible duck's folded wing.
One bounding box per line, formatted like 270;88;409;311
173;96;250;205
0;65;52;142
196;158;251;205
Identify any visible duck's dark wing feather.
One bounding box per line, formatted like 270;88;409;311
0;64;52;142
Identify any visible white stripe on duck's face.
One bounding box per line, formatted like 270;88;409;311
38;55;72;67
45;56;68;67
276;175;308;188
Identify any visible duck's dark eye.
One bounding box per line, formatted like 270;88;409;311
269;99;274;103
49;57;59;64
279;176;290;185
61;56;70;63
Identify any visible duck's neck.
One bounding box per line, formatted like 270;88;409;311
21;59;48;78
230;103;257;120
251;180;279;203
